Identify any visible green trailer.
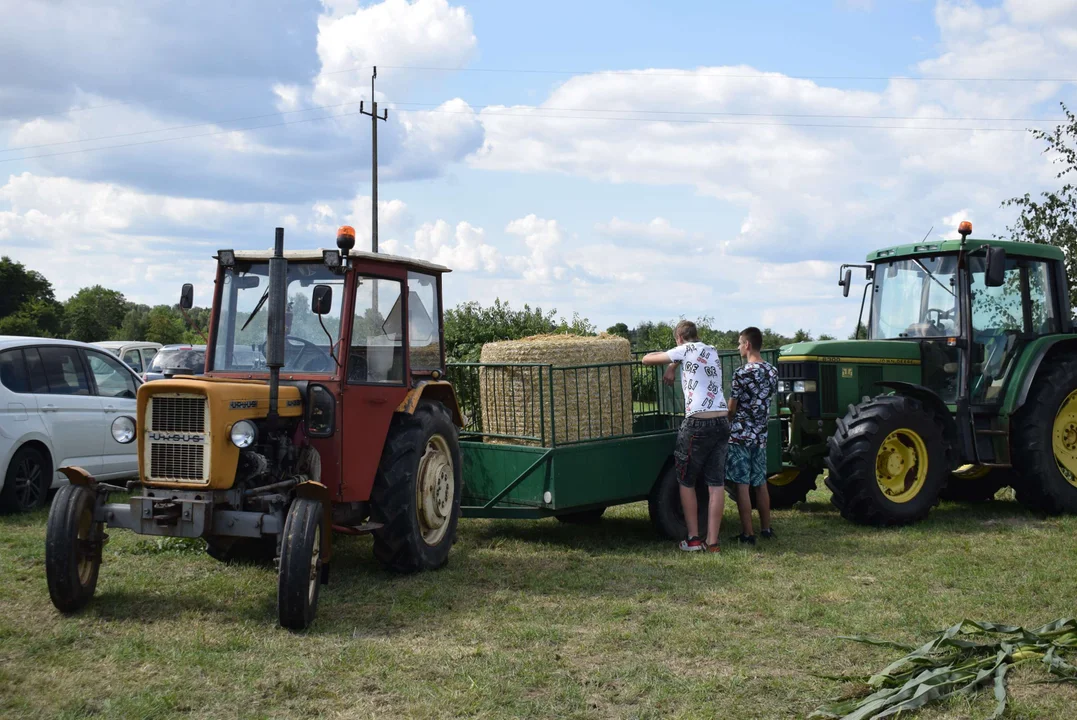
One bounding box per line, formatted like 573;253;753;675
447;350;779;538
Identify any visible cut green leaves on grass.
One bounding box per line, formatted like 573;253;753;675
811;619;1077;720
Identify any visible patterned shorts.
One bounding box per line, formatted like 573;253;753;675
727;443;767;487
674;415;730;488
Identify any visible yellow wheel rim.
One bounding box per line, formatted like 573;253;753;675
416;434;455;546
875;429;929;503
1052;389;1077;488
768;469;800;487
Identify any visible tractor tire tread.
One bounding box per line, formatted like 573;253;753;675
1011;358;1077;514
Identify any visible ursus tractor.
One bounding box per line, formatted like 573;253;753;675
768;222;1077;525
46;226;463;629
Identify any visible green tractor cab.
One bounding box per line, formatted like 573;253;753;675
771;223;1077;525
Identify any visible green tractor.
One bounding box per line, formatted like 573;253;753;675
769;221;1077;525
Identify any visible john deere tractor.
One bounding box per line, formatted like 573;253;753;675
45;227;464;629
768;221;1077;525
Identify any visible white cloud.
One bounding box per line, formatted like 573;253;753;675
594;217;690;242
410;220;500;272
505;214;569;283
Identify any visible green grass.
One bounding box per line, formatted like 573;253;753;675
2;488;1076;719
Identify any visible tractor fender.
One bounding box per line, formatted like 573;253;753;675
295;480;333;564
874;381;959;459
1007;336;1077;414
58;466;97;488
396;380;465;427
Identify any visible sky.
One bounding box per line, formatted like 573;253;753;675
2;0;1076;337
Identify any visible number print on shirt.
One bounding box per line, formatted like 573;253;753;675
665;342;728;417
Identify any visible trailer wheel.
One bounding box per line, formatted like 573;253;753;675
648;462;709;541
46;485;104;613
939;466;1012;503
277;498;324;630
555;508;606;524
826;394;947;526
371;401;462;573
1011;359;1077;514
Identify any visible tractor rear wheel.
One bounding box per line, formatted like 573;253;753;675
46;485;104;613
939;466;1012;503
1011;359;1077;514
648;461;710;541
277;498;324;630
371;401;462;573
826;395;947;526
555;507;606;524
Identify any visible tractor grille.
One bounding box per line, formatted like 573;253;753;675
150;444;205;481
145;394;210;484
820;364;839;415
151;396;206;433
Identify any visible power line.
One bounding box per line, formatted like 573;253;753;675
3;98;1062;154
378;64;1077;83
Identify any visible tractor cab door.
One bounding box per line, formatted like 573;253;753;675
968;255;1059;404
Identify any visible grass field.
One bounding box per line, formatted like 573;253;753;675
2;487;1076;719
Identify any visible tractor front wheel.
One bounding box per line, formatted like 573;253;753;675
1011;359;1077;514
46;485;104;613
277;498;324;630
371;401;462;573
826;395;947;526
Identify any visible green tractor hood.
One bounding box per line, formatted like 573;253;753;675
779;339;921;364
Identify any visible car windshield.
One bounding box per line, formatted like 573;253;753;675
211;261;345;373
150;348;206;373
870;255;960;339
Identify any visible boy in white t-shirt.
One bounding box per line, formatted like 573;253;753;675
642;321;730;552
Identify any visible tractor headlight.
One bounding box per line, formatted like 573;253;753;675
230;420;257;448
111;416;136;444
793;380;818;393
778;381;789;393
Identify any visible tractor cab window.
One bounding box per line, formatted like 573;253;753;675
349;277;404;384
406;272;441;371
212;262;344;374
968;254;1057;403
870;256;960;340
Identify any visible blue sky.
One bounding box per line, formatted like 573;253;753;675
2;0;1076;336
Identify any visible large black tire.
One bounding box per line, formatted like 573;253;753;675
46;485;104;613
555;507;606;524
371;401;462;573
1;445;51;514
826;395;948;526
277;498;324;630
939;467;1012;503
648;461;711;541
1011;359;1077;514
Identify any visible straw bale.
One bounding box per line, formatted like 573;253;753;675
478;334;632;446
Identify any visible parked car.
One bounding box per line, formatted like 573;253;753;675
92;341;162;376
0;336;142;513
142;344;207;382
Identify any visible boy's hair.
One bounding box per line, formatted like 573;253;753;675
675;320;699;342
740;326;763;352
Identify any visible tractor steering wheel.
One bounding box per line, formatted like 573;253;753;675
284;335;334;372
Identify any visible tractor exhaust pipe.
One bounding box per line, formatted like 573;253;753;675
266;227;287;428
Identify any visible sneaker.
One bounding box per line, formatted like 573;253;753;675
761;528;777;540
679;536;705;552
736;534;757;546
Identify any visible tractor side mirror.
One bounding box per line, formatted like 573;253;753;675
985;247;1007;287
840;269;852;297
311;285;333;315
180;284;194;310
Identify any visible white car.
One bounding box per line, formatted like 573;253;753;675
0;336;142;513
92;341;162;376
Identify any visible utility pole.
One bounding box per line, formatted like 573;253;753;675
360;66;389;254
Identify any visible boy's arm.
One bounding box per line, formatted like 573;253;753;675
728;397;738;416
641;351;672;366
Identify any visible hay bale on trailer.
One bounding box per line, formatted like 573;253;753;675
479;334;633;446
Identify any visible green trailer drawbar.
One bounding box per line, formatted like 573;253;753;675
448;350;779;539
